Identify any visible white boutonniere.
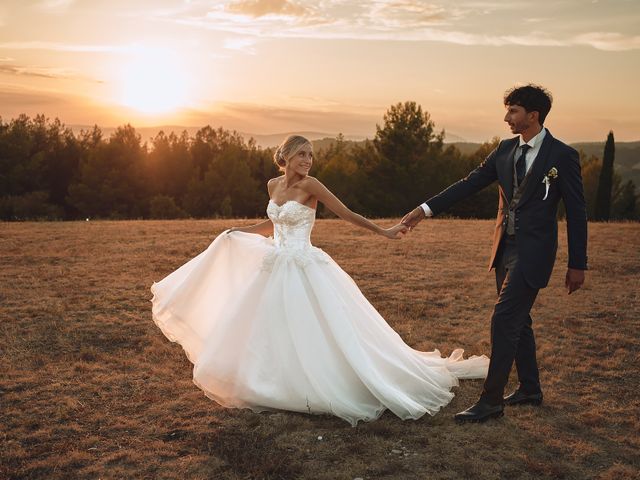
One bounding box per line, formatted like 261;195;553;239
542;167;558;200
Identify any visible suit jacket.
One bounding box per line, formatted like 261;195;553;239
426;129;588;289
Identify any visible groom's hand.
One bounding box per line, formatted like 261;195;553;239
401;207;426;230
565;268;585;294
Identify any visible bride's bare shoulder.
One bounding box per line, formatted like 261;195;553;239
267;176;284;193
299;175;321;187
298;176;327;193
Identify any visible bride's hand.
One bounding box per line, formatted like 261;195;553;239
383;223;409;239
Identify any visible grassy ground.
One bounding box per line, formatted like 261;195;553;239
1;218;639;480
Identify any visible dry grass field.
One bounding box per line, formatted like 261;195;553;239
1;218;639;480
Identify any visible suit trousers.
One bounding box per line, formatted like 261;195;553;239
480;234;542;405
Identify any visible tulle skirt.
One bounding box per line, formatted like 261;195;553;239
151;231;488;426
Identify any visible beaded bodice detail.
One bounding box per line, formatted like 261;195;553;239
263;200;328;270
267;200;316;248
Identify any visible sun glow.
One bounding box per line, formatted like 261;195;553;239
119;50;190;114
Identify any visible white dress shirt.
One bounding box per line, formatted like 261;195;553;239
420;128;547;217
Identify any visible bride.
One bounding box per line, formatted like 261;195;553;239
151;135;488;426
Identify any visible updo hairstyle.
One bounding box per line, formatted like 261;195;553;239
273;135;312;170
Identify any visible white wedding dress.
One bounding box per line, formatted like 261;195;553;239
151;200;488;426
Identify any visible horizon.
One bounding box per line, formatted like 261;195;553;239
1;1;639;143
6;118;635;148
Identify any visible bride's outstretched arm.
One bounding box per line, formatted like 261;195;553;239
228;219;274;236
302;177;407;239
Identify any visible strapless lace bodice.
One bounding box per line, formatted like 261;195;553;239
267;200;316;249
263;200;328;270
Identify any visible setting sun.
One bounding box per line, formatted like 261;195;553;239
119;51;189;114
0;0;638;141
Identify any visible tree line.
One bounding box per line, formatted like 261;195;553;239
0;103;636;221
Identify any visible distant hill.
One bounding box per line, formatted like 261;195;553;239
69;124;202;144
448;140;640;187
68;124;464;148
572;141;640;188
244;132;368;148
68;125;367;148
447;142;483;155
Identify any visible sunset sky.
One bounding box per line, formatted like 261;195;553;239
1;0;639;142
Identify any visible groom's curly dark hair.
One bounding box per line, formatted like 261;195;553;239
504;84;553;125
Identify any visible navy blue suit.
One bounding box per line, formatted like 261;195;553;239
426;129;588;403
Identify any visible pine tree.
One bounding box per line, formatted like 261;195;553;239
594;131;615;221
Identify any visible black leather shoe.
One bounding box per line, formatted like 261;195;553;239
454;401;504;423
504;390;543;406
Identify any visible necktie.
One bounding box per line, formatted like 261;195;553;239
516;144;531;186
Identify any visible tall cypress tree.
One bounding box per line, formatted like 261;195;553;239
595;131;615;221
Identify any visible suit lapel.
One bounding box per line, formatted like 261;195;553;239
517;129;554;207
498;137;519;201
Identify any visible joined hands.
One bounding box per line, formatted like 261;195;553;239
380;206;427;240
400;207;426;231
383;223;410;239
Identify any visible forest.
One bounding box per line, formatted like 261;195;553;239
0;102;637;221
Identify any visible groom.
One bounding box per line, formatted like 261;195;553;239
402;84;588;423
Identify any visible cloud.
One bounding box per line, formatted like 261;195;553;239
448;1;527;15
0;64;65;79
223;37;259;54
0;63;98;81
199;0;327;31
368;1;449;29
524;17;550;24
203;100;380;135
226;0;309;17
573;32;640;51
145;1;640;51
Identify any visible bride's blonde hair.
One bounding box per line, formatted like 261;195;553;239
273;135;312;170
